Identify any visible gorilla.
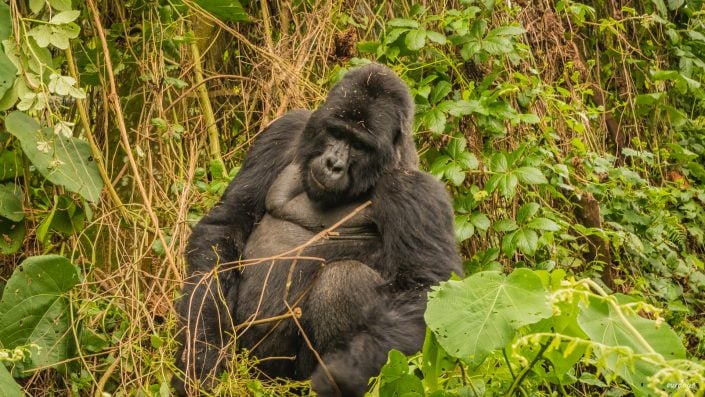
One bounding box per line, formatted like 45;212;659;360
173;63;461;396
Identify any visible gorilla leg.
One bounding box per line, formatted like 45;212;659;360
309;288;427;397
304;261;384;350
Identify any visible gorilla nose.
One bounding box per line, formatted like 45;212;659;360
324;155;346;175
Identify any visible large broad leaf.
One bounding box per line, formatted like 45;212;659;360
5;111;103;202
0;255;80;373
0;365;24;397
425;269;552;364
0;50;17;99
193;0;249;22
578;295;686;396
0;1;11;41
0;184;24;222
0;150;23;181
377;350;424;397
0;217;25;254
0;184;24;254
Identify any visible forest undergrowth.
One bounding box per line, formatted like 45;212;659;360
0;0;704;396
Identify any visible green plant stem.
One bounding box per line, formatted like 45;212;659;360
505;342;550;396
503;347;516;380
586;280;658;355
64;45;131;221
188;15;226;177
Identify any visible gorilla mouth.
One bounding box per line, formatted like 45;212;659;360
309;168;330;191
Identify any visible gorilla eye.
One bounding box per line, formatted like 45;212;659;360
328;128;344;140
350;139;366;151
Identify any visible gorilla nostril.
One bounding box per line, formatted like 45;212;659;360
325;157;344;174
325;157;335;169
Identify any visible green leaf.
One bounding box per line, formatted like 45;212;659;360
36;197;56;244
651;0;668;16
48;10;81;24
5;112;104;202
0;51;17;100
0;78;19;111
493;218;518;232
455;215;475;242
405;29;426;51
420;329;453;392
490;26;526;37
0;150;23;181
489;153;508;172
0;255;80;371
387;18;420;29
446;99;487;116
425;30;447;45
423;108;446;134
578;295;686;394
481;35;513;54
429;81;451;104
29;0;44;14
688;161;705;183
514;228;539;256
498;173;518;197
516;113;540;124
28;24;79;49
429;155;451;178
516;202;540;223
447;136;467;158
526;217;561;232
0;365;24;397
383;29;407;46
0;216;25;254
378;350;424;396
426;269;552;364
0;2;10;41
57;23;80;39
515;166;547;185
457;152;479;170
634;92;665;107
446;164;465;186
48;0;73;11
460;41;481;60
356;41;379;54
501;230;517;256
193;0;249;22
469;212;491;231
0;184;23;222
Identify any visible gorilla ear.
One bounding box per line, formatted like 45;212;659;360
394;125;419;170
395;102;419;169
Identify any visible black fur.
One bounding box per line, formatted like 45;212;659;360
173;64;461;396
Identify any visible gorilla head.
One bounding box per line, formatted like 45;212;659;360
299;64;418;206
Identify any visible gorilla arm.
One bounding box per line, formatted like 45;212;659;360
174;111;309;392
311;170;461;396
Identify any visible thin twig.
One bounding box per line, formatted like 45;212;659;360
86;0;180;286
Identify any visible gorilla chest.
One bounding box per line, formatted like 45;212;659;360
237;164;383;321
243;213;380;261
242;163;382;263
242;197;381;265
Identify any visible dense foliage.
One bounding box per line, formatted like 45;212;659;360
0;0;704;396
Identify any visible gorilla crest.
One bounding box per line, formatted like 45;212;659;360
173;63;461;397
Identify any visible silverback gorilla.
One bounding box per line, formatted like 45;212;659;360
173;63;461;396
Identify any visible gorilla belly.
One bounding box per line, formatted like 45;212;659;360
237;213;381;321
235;213;382;377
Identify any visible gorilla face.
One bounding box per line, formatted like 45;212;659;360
300;112;393;206
298;64;416;207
